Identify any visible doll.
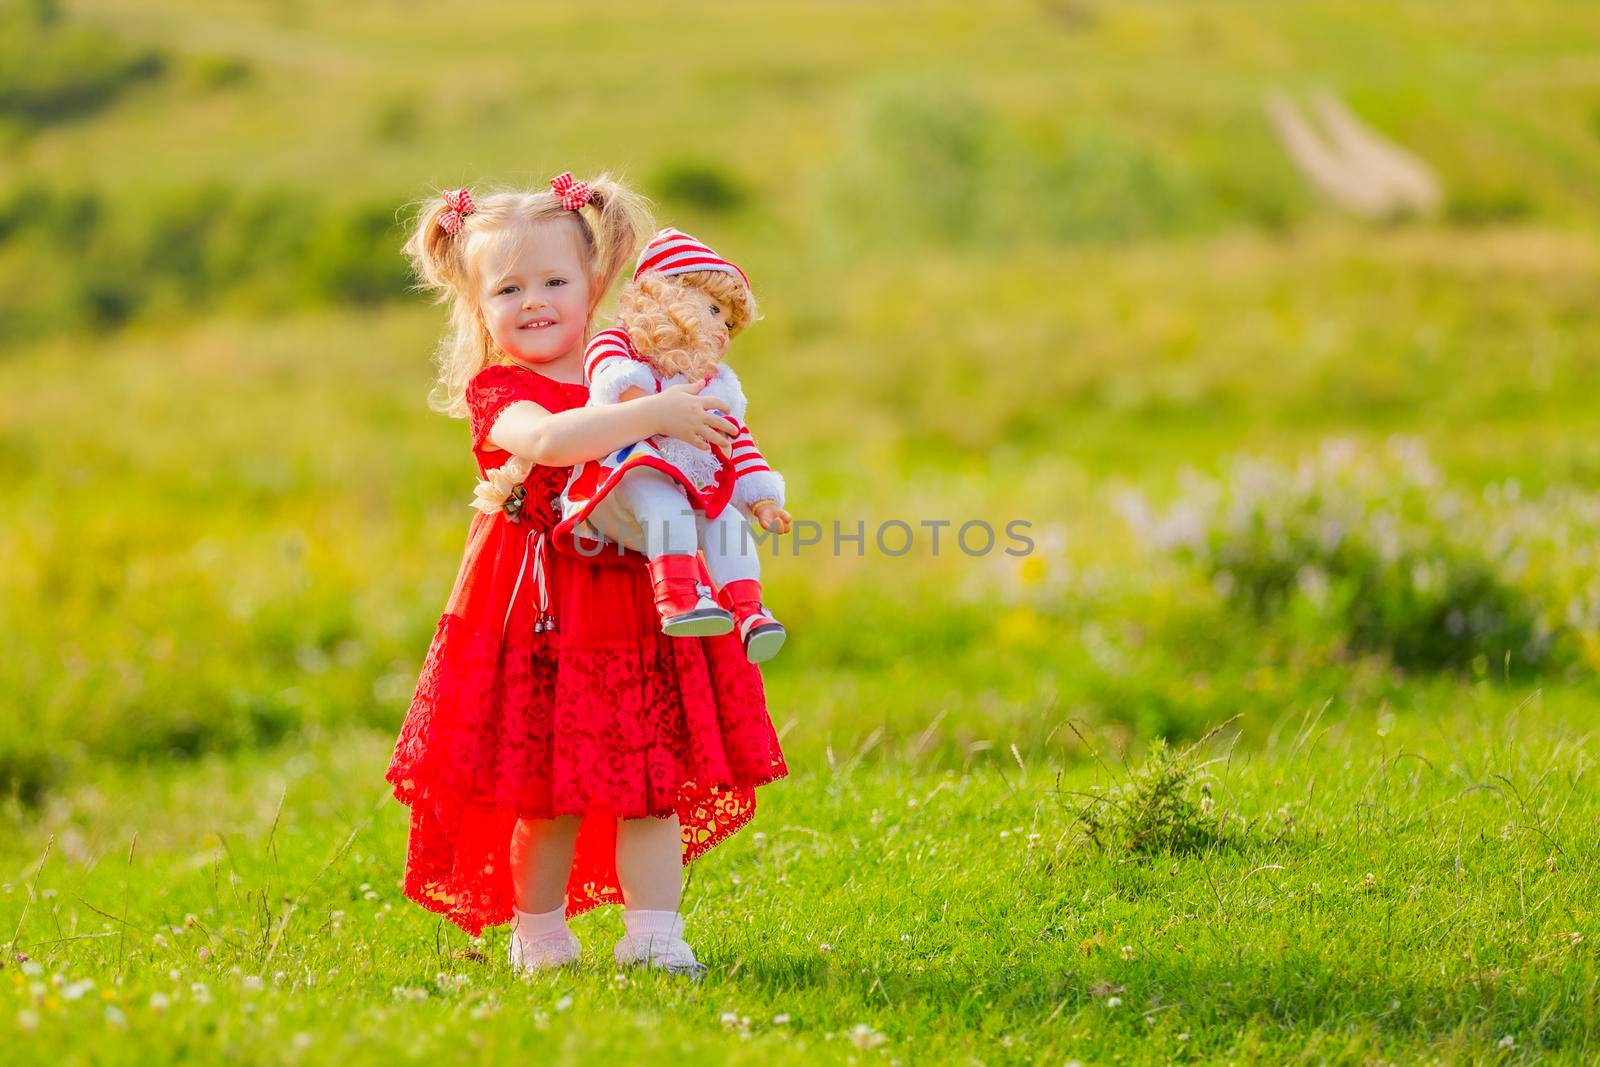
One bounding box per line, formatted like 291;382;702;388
552;228;792;663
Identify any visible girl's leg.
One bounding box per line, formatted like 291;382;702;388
613;812;705;978
615;812;684;910
509;814;584;913
507;815;585;973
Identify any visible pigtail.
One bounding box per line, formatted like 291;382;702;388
402;194;472;296
402;191;488;418
578;172;654;299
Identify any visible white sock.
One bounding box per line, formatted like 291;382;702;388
622;907;685;944
513;904;570;941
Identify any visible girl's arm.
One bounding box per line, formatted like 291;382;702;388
487;382;737;468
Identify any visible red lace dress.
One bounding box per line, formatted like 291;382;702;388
384;361;789;938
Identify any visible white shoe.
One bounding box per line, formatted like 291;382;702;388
508;926;582;975
613;932;708;981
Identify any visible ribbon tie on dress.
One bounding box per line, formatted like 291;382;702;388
474;457;557;636
503;527;557;636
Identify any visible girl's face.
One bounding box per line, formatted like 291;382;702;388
477;218;597;371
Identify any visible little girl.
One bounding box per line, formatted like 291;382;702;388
383;172;789;981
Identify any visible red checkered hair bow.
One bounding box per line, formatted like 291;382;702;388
549;172;592;211
439;188;475;235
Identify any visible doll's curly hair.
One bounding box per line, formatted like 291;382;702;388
618;269;759;382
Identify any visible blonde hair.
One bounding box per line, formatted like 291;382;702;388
402;174;654;418
618;269;760;382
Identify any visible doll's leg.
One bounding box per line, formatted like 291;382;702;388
594;468;698;559
613;812;706;979
699;507;785;663
696;506;760;588
507;815;584;973
587;469;733;636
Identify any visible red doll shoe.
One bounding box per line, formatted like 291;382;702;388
717;578;786;663
646;554;734;637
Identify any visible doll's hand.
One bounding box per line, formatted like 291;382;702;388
752;501;792;534
650;381;738;453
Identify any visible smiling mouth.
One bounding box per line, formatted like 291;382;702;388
519;319;556;330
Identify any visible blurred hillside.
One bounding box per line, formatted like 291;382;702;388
3;0;1600;806
5;0;1600;341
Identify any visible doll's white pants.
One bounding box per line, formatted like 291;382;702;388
584;467;761;588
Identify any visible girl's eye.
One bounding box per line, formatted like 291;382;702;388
547;278;567;287
499;285;519;295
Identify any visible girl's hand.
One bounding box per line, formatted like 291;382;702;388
650;381;738;454
752;501;793;534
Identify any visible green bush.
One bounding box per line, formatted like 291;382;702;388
186;52;251;92
0;7;165;127
0;183;412;342
1058;731;1240;856
823;80;1268;251
370;93;421;144
651;159;748;214
1121;438;1569;675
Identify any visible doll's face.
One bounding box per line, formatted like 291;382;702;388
619;270;753;382
689;284;733;357
475;218;598;370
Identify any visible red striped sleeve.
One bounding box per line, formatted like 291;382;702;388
729;423;771;475
582;328;640;385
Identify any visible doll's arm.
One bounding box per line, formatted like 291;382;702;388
728;419;786;514
586;340;658;407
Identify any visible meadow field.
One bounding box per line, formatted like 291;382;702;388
2;0;1599;1062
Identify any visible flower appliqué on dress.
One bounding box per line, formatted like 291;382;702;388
472;455;533;523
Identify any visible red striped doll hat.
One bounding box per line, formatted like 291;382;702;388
632;227;750;288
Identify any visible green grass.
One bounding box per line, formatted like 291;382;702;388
4;0;1600;1061
3;698;1596;1064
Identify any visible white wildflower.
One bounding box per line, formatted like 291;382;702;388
848;1024;887;1049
